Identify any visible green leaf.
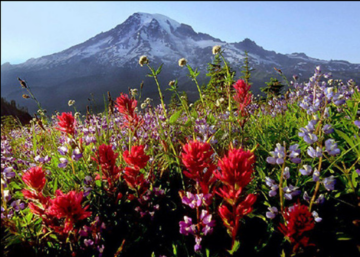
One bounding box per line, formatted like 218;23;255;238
207;113;216;124
9;181;21;190
26;212;33;223
227;240;240;255
155;64;163;75
335;129;360;155
352;169;358;189
172;243;177;256
169;110;183;124
53;178;58;194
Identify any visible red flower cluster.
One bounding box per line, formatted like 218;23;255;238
215;148;257;248
92;144;121;190
48;190;92;233
233;79;252;117
278;202;315;252
22;166;46;192
181;140;217;193
56;112;76;136
123;145;150;196
115;93;143;129
22;166;91;235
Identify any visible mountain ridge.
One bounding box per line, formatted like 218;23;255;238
2;12;359;114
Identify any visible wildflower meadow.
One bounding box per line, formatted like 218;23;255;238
1;46;360;257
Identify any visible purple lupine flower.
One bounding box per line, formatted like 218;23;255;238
356;169;360;176
266;206;278;219
322;124;334;134
2;167;15;179
265;177;279;197
179;216;196;236
307;146;322;158
44;155;51;163
299;165;312;176
182;192;201;209
194;236;202;252
10;199;25;211
200;210;215;235
315;194;325;204
266;143;286;165
97;245;105;256
84;239;94;247
324;107;330;119
312;168;320;182
324;87;334;100
58;146;68;156
303;191;311;202
283;185;301;200
323;176;336;191
354;120;360;129
34;155;44;163
283;167;290;180
288;144;301;164
72;148;83;161
3;190;11;202
333;93;346;106
79;225;91;237
298;120;318;144
58;158;68;168
265;177;275;187
325;139;340;156
312;211;322;222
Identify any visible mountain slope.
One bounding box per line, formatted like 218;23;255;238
2;12;359;115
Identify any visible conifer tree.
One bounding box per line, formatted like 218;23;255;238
240;51;254;85
261;77;285;97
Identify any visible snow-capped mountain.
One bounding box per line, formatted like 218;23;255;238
2;12;359;114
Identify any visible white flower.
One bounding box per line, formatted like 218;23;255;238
68;100;75;106
139;55;149;66
130;89;138;97
141;103;147;109
212;45;221;55
178;58;187;67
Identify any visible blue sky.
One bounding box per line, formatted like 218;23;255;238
2;1;360;64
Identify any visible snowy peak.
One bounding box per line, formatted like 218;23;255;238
133;12;181;34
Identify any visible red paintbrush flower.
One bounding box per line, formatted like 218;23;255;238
216;147;257;248
92;144;121;189
123;145;149;170
48;190;91;224
215;148;255;190
115;93;137;117
56;112;76;136
22;166;46;192
181;140;215;182
233;79;252;116
92;144;118;171
122;145;150;195
278;202;315;252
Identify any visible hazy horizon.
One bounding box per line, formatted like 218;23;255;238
2;1;360;65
